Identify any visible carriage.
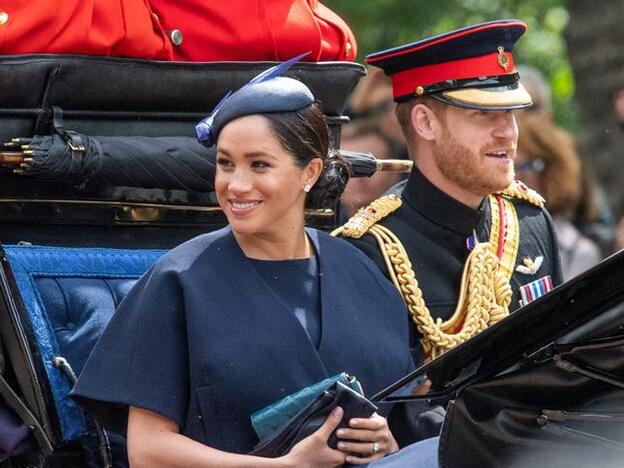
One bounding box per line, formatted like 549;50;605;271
0;54;622;467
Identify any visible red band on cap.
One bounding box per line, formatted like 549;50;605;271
391;51;515;99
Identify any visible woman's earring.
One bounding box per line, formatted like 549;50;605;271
304;184;311;193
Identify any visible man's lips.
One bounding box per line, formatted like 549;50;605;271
485;149;511;158
485;149;514;162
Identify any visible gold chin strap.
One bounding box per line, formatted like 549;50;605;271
335;193;520;360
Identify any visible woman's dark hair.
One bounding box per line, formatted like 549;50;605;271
263;102;350;208
516;112;580;216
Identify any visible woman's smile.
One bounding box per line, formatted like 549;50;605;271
228;199;263;216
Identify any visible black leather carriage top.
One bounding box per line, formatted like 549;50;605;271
0;55;364;141
0;56;365;247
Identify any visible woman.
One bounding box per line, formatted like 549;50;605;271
515;112;602;280
72;64;420;467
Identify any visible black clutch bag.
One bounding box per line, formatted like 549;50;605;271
250;381;378;457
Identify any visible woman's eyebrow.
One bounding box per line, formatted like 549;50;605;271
216;146;278;159
243;151;278;160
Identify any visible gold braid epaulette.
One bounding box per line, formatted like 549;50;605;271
371;225;512;359
496;180;545;208
332;192;519;360
331;195;402;239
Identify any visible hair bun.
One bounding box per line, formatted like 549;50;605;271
306;151;350;209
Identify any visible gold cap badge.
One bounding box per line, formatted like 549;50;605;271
497;46;509;70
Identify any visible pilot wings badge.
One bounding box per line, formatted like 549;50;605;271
515;256;543;275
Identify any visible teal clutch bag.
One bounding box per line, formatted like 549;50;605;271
251;373;363;441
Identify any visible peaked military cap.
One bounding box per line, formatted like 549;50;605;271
366;19;532;110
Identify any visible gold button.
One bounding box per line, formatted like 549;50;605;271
416;86;425;95
345;42;353;58
0;12;9;25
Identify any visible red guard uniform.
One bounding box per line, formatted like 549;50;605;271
136;0;358;62
0;0;173;59
0;1;355;62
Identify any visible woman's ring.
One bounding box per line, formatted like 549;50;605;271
372;441;380;455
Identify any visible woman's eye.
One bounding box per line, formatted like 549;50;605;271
216;157;233;168
251;160;271;169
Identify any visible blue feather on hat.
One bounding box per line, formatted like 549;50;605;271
196;53;313;148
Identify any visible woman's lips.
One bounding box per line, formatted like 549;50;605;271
229;199;262;215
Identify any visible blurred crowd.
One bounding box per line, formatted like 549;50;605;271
612;90;624;254
339;67;409;218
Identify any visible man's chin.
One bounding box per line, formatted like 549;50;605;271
490;172;515;192
476;179;513;196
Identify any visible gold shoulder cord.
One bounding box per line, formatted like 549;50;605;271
334;192;522;360
332;195;403;239
496;180;545;208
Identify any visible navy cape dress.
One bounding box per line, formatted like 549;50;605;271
73;227;412;454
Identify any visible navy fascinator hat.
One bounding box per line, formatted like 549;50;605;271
196;53;314;148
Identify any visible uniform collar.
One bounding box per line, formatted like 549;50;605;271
401;167;485;236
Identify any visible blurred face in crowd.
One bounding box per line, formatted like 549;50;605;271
340;133;403;217
514;149;544;194
377;101;406;151
215;114;319;240
428;105;518;203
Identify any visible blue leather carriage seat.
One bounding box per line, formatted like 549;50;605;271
3;244;166;443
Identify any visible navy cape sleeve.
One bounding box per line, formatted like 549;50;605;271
72;260;189;431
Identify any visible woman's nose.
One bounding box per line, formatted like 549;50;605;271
227;170;253;193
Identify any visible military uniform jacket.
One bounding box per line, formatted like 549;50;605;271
73;227;411;453
344;169;563;363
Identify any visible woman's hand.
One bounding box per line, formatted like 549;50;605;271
335;412;399;465
280;407;347;468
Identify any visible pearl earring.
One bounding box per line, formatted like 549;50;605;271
304;184;311;193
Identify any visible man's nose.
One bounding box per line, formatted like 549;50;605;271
492;112;518;140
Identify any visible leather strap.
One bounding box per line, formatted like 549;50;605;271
51;106;86;153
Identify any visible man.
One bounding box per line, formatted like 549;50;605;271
335;19;563;365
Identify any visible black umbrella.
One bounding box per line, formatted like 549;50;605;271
337;150;412;177
0;135;412;192
3;134;216;192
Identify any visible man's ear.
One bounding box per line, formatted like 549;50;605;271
410;103;442;141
